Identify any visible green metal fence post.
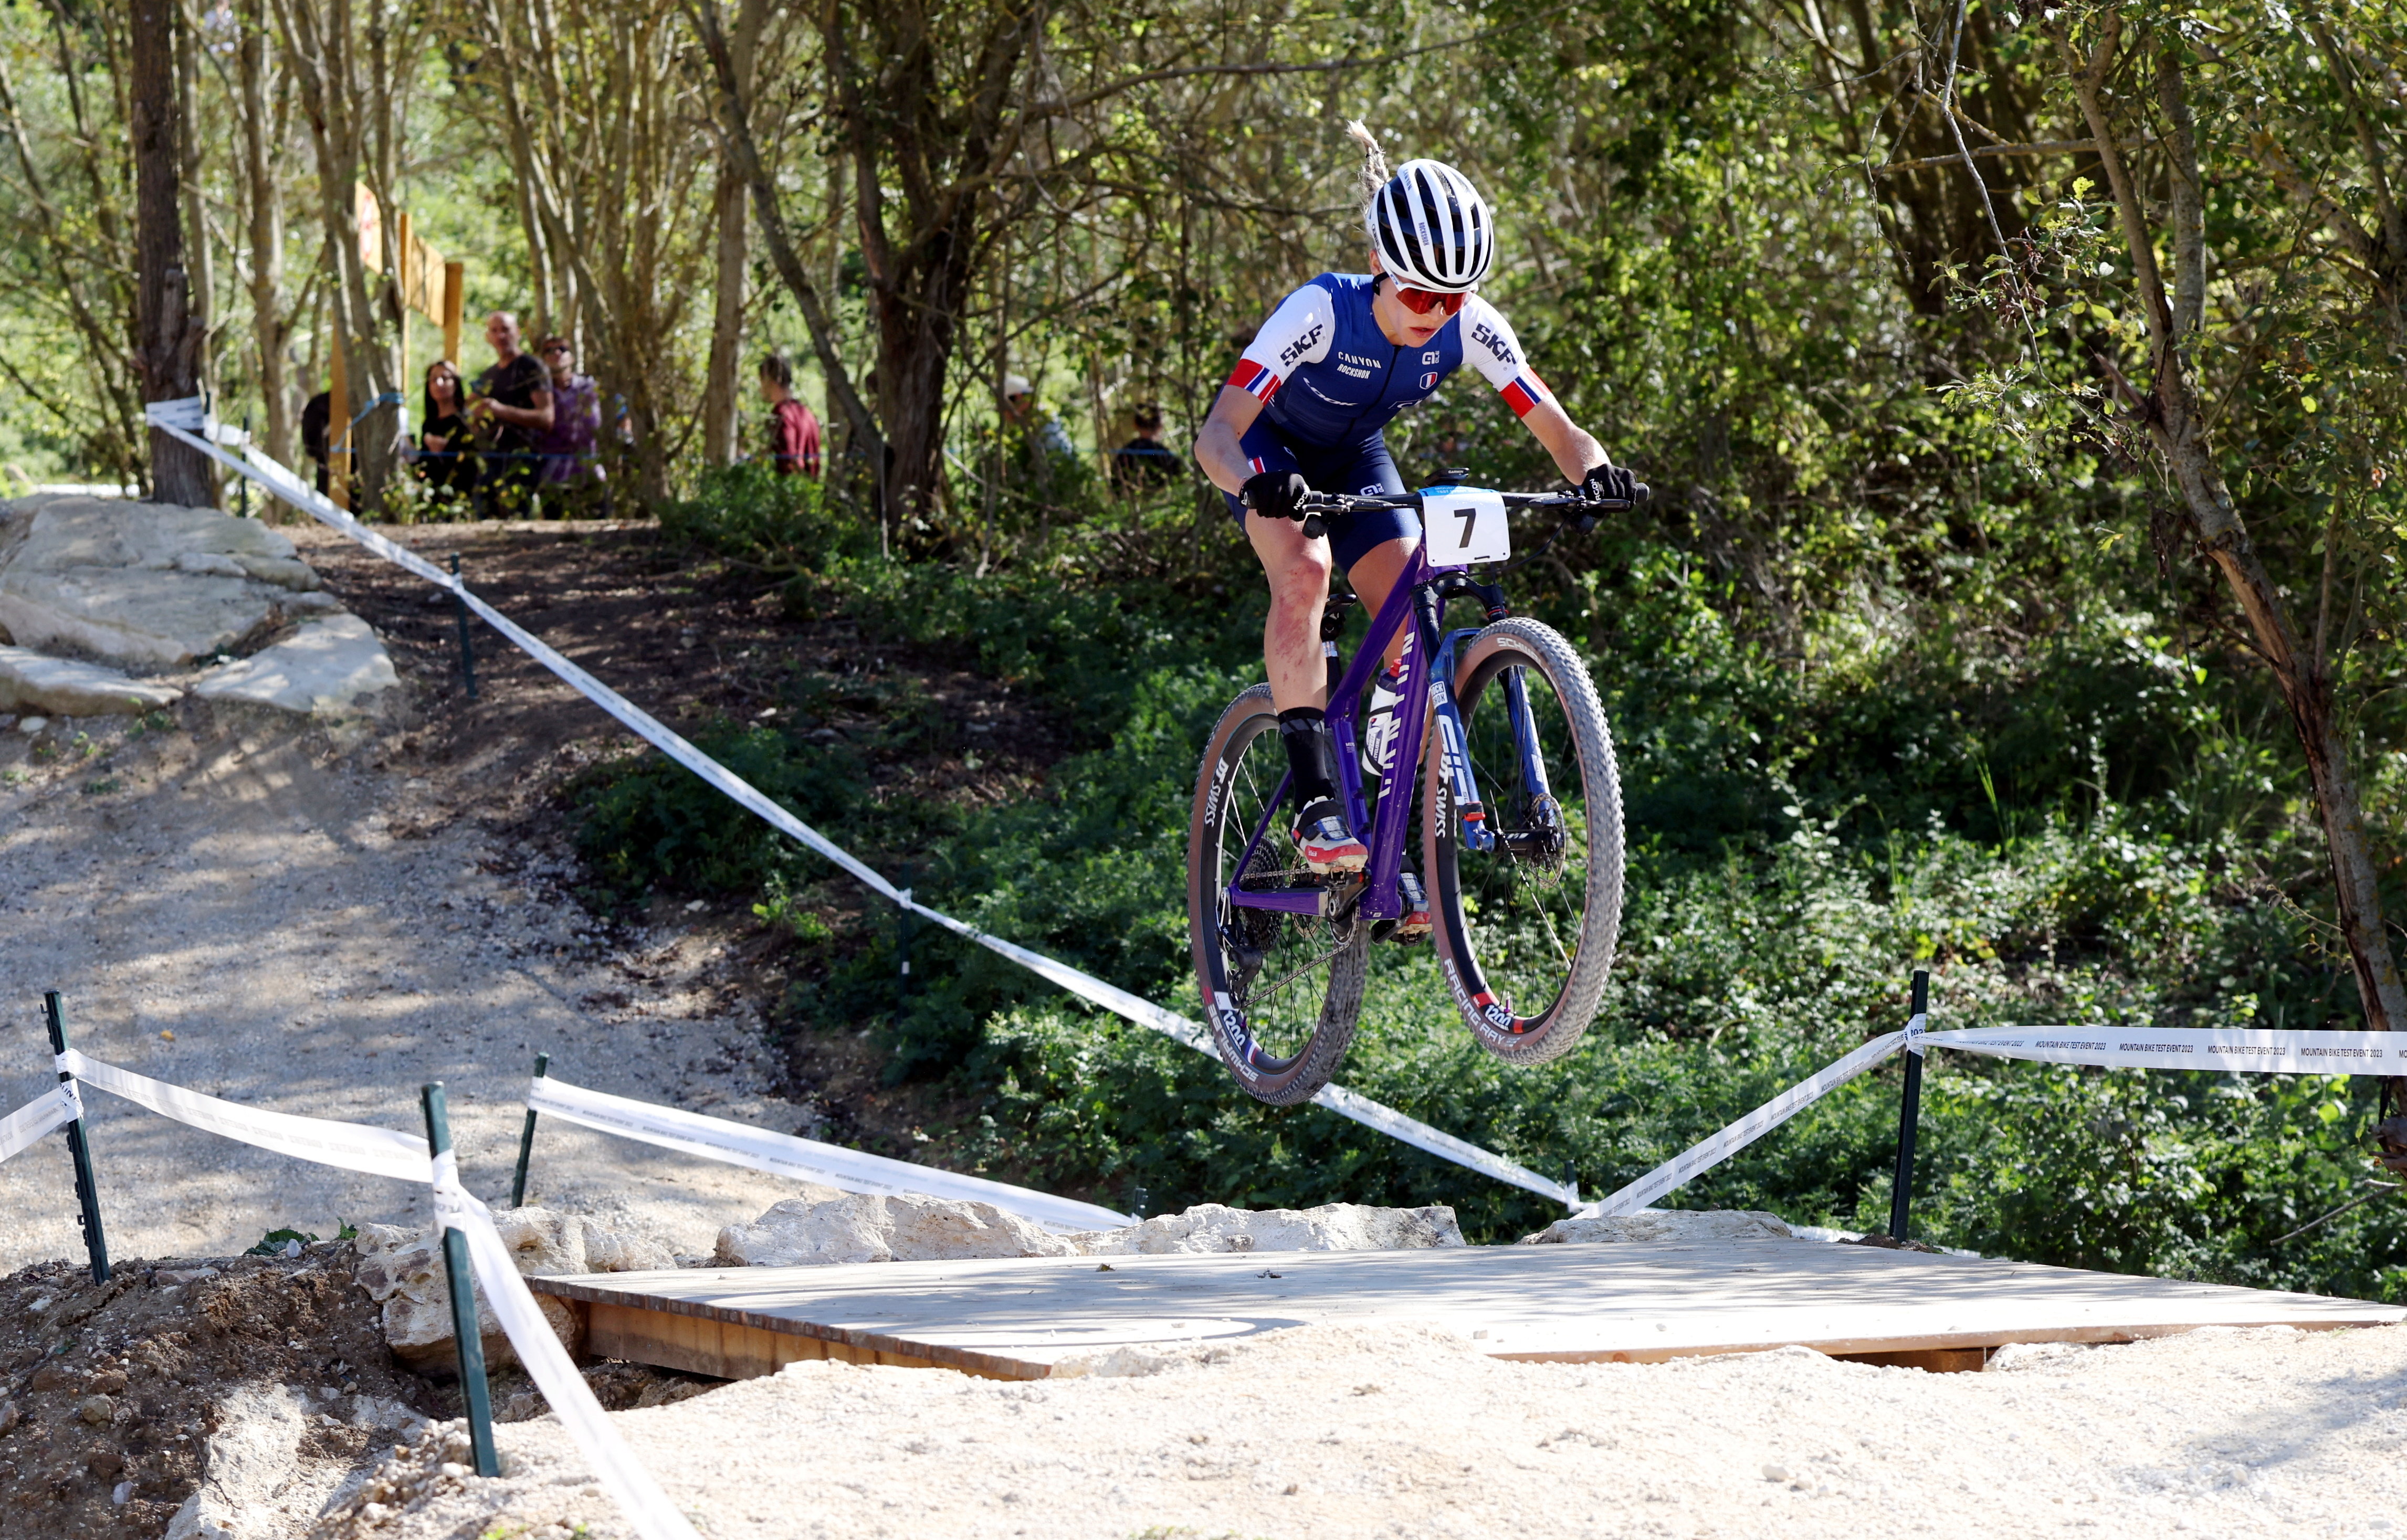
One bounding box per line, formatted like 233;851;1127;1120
450;552;477;700
510;1053;549;1209
419;1082;500;1478
1887;969;1931;1243
44;992;110;1284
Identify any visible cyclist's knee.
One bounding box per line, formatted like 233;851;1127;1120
1267;548;1332;604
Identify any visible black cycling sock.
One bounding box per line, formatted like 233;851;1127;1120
1277;707;1341;817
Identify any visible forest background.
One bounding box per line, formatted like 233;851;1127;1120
6;0;2407;1298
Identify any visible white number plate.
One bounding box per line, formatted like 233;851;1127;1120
1423;488;1510;565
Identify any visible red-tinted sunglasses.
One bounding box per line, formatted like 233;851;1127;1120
1395;285;1468;317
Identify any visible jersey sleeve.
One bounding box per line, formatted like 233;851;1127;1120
1457;297;1553;418
1227;282;1337;404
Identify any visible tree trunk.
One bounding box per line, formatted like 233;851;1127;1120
702;168;748;465
131;0;212;506
237;0;295;468
2063;20;2407;1042
691;0;881;469
273;0;402;507
700;0;762;467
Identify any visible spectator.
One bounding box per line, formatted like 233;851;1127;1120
467;311;553;518
412;360;477;507
1001;372;1074;461
529;335;603;513
300;390;331;495
1110;403;1180;493
759;351;822;477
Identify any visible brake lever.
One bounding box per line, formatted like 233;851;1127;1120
1299;513;1326;541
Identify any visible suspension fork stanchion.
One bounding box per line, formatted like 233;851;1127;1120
1499;665;1556;804
1429;628;1491;853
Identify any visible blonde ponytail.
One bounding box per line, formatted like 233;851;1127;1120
1346;120;1390;217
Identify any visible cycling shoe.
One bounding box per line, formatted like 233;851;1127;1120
1292;800;1369;874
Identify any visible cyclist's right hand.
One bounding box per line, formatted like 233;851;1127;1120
1243;470;1313;523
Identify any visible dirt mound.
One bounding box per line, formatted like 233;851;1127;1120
0;1248;435;1539
308;1319;2407;1540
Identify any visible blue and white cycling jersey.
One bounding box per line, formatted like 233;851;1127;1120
1224;272;1552;447
1215;272;1553;568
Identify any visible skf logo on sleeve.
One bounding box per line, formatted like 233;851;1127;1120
1469;322;1516;367
1277;322;1326;368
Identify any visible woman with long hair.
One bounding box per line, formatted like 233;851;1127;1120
415;359;478;507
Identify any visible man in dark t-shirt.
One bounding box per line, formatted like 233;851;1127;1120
1111;403;1180;494
469;311;554;519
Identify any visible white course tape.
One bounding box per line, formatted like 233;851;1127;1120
0;1084;82;1165
1590;1019;2403;1218
429;1152;702;1540
1924;1024;2395;1074
57;1049;433;1183
146;401;1578;1212
1586;1031;1908;1218
530;1075;1131;1232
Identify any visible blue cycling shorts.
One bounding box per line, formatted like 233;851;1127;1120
1218;424;1417;573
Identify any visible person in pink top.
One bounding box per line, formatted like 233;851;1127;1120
759;351;822;477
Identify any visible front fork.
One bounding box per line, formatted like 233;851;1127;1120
1430;628;1494;853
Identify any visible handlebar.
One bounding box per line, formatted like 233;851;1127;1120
1294;484;1649;518
1285;482;1650;543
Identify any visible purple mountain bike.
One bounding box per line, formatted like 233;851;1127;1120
1187;480;1640;1105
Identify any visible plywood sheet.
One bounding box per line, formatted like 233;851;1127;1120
534;1240;2403;1380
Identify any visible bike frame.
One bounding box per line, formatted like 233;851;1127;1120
1224;500;1537;923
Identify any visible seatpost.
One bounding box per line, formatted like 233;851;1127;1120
1319;594;1356;694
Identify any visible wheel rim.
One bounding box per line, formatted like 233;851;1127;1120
1203;713;1356;1072
1443;649;1593;1032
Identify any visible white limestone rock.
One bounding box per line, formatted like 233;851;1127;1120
0;494;328;667
352;1209;676;1372
191;614;395;716
1080;1201;1466;1256
714;1193;1080;1267
1519;1209;1795;1246
0;645;181;716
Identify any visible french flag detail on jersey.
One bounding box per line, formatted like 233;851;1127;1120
1228;359;1282;402
1499;371;1549;418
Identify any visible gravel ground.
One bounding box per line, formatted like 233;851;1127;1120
0;697;807;1271
319;1318;2407;1540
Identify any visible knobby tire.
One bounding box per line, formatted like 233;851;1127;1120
1187;684;1369;1105
1423;618;1624;1064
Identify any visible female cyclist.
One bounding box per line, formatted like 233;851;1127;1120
1193;123;1637;927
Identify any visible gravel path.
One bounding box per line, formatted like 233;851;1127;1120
327;1318;2407;1540
0;703;806;1269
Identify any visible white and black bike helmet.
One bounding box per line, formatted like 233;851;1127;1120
1365;159;1494;293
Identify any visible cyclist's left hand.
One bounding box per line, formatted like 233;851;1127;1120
1577;462;1638;504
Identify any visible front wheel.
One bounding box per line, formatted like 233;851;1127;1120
1423;618;1624;1064
1187;684;1370;1104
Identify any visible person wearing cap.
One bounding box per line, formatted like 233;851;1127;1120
1001;372;1075;461
1191;122;1635;929
530;334;604;510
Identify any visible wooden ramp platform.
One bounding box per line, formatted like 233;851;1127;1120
531;1241;2404;1381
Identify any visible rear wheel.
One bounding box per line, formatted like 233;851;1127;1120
1422;619;1623;1064
1187;684;1369;1105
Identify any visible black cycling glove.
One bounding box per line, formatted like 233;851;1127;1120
1578;462;1639;504
1242;470;1312;522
